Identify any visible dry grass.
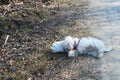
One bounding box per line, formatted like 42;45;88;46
0;0;99;80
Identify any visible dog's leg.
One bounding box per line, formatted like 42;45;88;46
88;51;99;58
104;47;112;52
97;52;104;58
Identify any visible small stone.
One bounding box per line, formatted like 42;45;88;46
28;77;32;80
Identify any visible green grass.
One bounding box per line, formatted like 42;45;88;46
39;11;46;20
0;16;9;31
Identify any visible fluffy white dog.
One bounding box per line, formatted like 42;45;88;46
51;36;79;53
68;37;112;58
51;36;112;58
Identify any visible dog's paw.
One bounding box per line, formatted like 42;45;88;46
68;50;75;57
97;53;104;58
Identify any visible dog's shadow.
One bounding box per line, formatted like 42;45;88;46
45;49;98;61
45;50;70;61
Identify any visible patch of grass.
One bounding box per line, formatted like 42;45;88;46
4;53;48;79
69;21;77;27
24;27;31;32
0;73;16;80
39;11;46;20
1;71;30;80
0;16;9;31
0;72;22;80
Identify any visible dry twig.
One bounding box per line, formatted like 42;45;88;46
2;35;9;48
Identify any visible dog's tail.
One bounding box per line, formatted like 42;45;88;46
105;47;113;52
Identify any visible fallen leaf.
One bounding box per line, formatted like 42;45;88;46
9;59;14;66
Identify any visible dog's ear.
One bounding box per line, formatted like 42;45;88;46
64;36;73;41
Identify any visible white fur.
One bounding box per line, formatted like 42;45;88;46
51;36;112;58
69;37;112;58
51;36;79;53
68;50;76;57
51;41;65;53
77;37;112;53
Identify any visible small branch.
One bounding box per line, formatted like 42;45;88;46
3;3;12;16
2;35;9;48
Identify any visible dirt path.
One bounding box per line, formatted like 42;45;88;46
86;0;120;80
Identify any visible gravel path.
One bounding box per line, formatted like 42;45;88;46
86;0;120;80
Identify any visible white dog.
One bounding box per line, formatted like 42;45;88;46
51;36;79;53
68;37;112;58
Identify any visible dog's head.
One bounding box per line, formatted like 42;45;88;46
64;36;75;51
